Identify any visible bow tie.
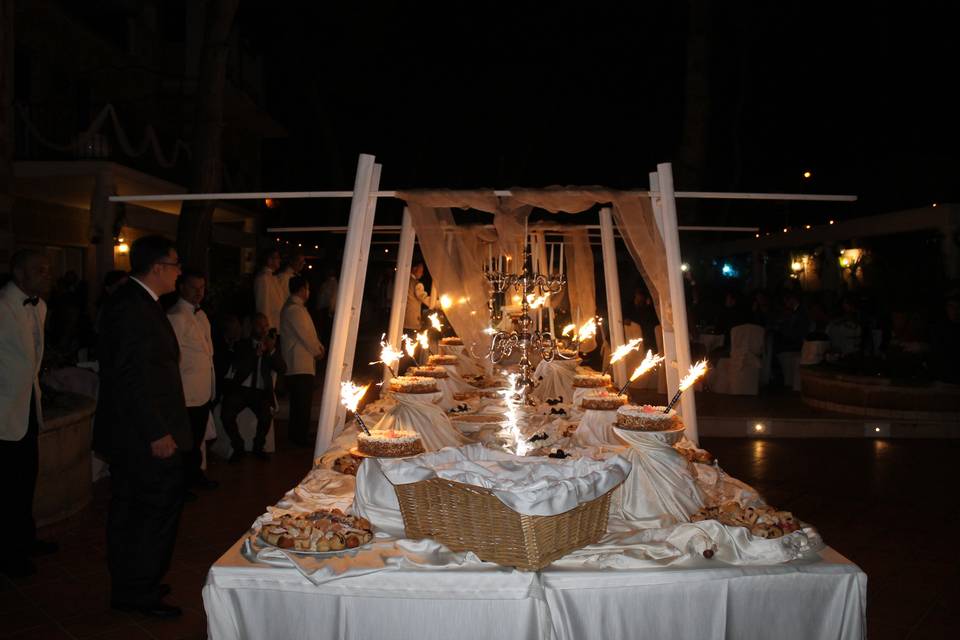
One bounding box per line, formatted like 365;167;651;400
23;297;39;307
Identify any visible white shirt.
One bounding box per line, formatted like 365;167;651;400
168;297;216;406
254;268;285;330
131;276;159;302
280;295;325;375
405;275;434;329
0;282;46;440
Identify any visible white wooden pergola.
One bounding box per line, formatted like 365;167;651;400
112;153;855;456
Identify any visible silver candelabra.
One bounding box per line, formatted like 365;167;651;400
473;250;572;395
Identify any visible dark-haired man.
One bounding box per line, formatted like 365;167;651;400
0;250;56;578
168;269;218;492
94;235;191;618
404;259;434;332
280;276;325;447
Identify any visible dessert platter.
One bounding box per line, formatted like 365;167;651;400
406;365;449;378
439;337;463;346
428;354;459;366
257;509;374;555
352;429;426;458
615;404;681;431
572;373;612;388
579;390;629;411
388;376;439;394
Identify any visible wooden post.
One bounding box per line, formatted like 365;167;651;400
314;154;376;457
656;163;699;444
336;163;381;435
385;207;416;383
598;207;628;387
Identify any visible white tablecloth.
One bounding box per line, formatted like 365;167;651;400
204;542;865;640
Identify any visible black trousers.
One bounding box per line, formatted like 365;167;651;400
0;392;39;555
285;374;315;444
220;386;273;453
107;450;186;605
186;403;211;482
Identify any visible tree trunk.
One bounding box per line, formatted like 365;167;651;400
0;0;14;272
177;0;239;272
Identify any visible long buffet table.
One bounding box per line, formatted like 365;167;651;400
203;539;865;640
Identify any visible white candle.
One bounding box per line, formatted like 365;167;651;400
559;242;564;276
488;243;492;272
548;243;554;276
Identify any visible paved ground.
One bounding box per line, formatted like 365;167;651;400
3;424;958;639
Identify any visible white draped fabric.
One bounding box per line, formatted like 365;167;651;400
573;409;620;447
531;358;579;402
372;391;469;451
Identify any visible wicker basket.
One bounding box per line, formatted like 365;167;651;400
394;477;618;571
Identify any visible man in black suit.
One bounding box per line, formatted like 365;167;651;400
220;312;286;461
93;235;190;619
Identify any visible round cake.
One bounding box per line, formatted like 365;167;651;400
406;365;448;379
573;373;612;388
616;405;680;431
388;376;439;394
580;391;629;411
428;354;459;366
440;337;463;346
558;348;579;359
356;429;425;457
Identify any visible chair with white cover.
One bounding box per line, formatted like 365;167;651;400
709;324;765;395
800;340;830;365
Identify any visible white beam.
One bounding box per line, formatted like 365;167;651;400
337;163;381;439
598;207;628;387
385;207;416;384
656;163;699;444
267;224;760;234
314;154;376;457
110;190;856;203
650;171;681;405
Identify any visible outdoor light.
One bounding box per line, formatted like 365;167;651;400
680;262;690;272
384;248;389;253
308;264;313;269
791;261;803;272
755;233;760;238
803;171;812;179
314;245;319;249
753;422;766;434
298;243;302;247
721;263;737;277
932;203;938;208
783;228;789;233
117;243;129;254
804;224;811;229
265;198;277;208
829;220;835;225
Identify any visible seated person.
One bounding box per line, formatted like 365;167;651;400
220;313;286;461
825;297;863;356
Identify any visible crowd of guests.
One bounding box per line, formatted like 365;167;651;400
0;237;332;619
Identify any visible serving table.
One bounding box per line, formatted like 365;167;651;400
203;541;864;640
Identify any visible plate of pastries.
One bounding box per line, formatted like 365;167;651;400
258;509;374;554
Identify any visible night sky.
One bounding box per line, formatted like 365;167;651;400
245;1;960;231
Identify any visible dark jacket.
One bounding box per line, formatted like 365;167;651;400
93;280;192;458
225;336;286;395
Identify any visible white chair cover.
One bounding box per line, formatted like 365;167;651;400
711;324;765;395
373;391;469;451
800;340;830;365
210;403;276;457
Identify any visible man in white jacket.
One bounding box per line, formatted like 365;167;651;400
0;250;57;577
254;249;284;330
167;269;218;493
276;249;305;300
280;275;325;447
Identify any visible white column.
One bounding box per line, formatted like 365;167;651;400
314;154;377;457
598;207;628;387
337;163;382;432
649;172;680;398
656;163;699;444
385;207;416;384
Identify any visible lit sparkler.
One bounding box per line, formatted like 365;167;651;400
603;337;643;376
497;373;531;456
402;334;418;359
665;360;708;412
416;330;431;355
439;294;453;310
561;323;576;337
428;312;443;332
339;381;371;435
617;350;665;395
369;334;402;377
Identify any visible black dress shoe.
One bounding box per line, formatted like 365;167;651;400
193;476;220;490
111;600;182;619
31;539;59;557
228;450;245;464
252;449;270;461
